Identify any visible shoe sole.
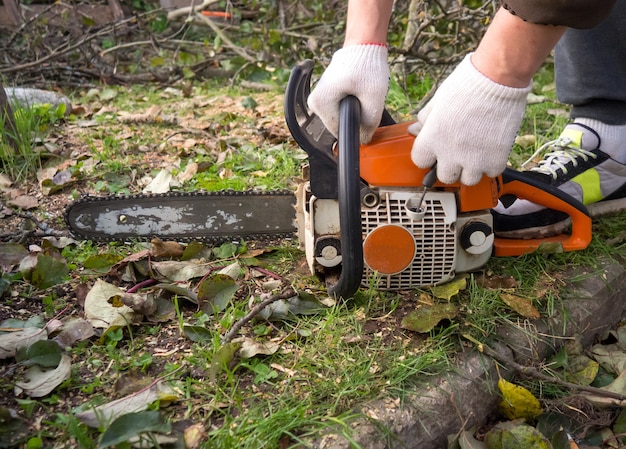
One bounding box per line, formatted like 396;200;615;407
494;197;626;240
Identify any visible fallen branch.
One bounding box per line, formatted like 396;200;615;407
481;343;626;401
0;204;67;243
0;16;138;75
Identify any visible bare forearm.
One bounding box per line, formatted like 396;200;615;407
472;7;566;87
344;0;394;46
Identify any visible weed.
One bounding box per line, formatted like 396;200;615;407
0;98;65;182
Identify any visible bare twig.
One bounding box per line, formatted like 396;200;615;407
166;0;221;21
482;344;626;401
0;204;67;243
194;12;256;63
221;286;297;344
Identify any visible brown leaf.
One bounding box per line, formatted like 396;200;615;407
177;162;198;183
151;238;184;259
121;292;157;316
110;249;151;275
500;293;541;319
184;423;207;449
8;195;38;210
475;274;518;290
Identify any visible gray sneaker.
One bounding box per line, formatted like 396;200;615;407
492;123;626;238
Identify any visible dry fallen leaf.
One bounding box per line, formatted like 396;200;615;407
184;423;207;449
0;327;48;359
14;354;72;397
142;169;173;194
83;279;142;329
7;195;38;210
151;238;185;259
75;380;178;427
500;293;541;319
177;162;198;183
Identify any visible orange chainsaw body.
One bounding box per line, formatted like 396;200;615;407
286;59;592;296
360;121;592;258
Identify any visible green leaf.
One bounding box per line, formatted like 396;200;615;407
485;421;551;449
212;241;245;259
564;353;599;386
0;406;30;447
183;325;213;342
430;275;467;301
209;342;241;383
83;253;123;272
613;409;626;443
97;410;169;449
401;303;458;333
181;242;212;261
15;340;62;367
0;315;45;331
0;276;10;298
241;96;258;110
197;274;238;313
28;254;69;289
81;16;95;27
549;430;572;449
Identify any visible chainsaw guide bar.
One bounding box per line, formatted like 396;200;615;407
64;190;297;243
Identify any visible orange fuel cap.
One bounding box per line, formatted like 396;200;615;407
363;225;415;275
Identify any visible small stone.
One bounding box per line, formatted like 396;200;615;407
4;87;72;115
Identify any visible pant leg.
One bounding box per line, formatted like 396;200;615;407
555;0;626;125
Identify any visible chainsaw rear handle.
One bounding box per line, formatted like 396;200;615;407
327;95;364;299
493;168;592;256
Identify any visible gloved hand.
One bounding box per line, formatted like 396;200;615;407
307;44;389;144
409;53;531;185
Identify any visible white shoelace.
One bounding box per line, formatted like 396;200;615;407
521;137;597;180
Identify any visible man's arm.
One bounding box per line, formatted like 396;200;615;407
472;8;566;88
344;0;394;46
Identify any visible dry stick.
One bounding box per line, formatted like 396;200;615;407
482;344;626;401
194;12;256;63
0;210;66;244
167;0;221;21
221;286;297;344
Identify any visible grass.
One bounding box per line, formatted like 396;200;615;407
0;98;66;182
4;58;626;448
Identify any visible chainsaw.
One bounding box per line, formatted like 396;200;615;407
65;60;593;298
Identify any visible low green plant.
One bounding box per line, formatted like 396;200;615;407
0;99;65;182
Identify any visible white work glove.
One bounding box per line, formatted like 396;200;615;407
409;53;532;185
307;44;390;144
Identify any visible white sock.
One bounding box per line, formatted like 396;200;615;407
575;118;626;164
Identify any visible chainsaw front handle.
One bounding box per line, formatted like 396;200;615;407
493;168;592;256
327;95;364;299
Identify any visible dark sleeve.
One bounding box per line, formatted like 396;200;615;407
501;0;617;28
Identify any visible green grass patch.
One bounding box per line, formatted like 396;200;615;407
0;99;66;182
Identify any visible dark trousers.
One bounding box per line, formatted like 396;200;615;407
555;0;626;124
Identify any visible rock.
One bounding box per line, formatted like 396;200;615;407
4;87;72;115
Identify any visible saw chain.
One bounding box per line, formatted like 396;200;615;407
64;189;297;244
